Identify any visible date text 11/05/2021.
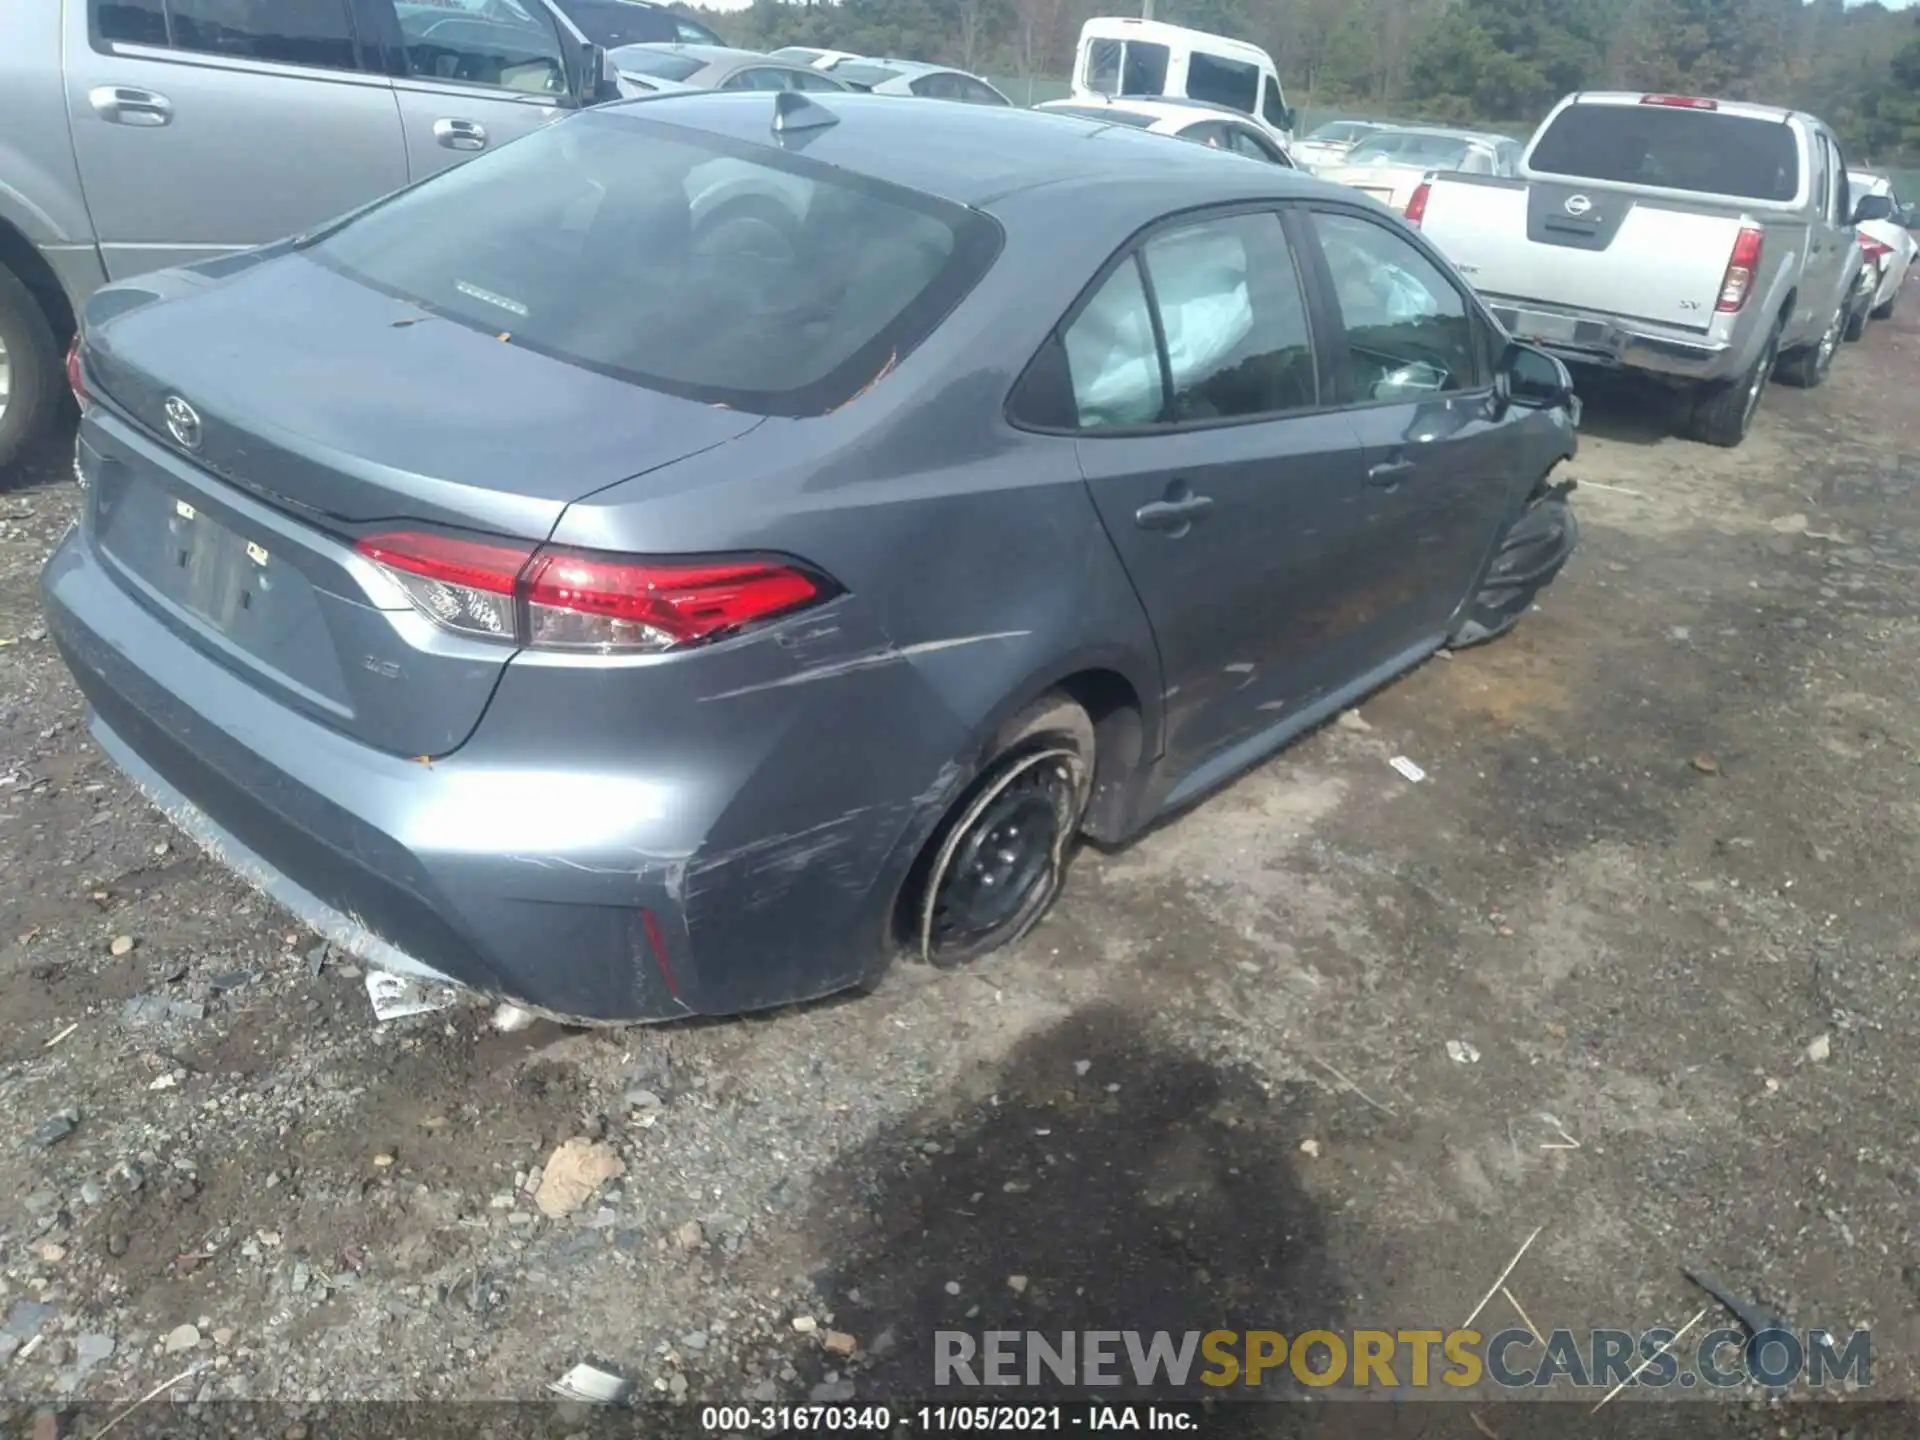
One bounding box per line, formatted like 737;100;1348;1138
699;1406;1192;1432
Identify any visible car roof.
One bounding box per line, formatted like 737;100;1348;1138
1358;125;1503;146
617;42;782;68
1037;95;1257;128
605;91;1323;209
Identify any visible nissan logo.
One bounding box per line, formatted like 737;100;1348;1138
1564;194;1594;217
163;396;202;451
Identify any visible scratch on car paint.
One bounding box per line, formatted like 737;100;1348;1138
702;632;1032;701
683;806;882;909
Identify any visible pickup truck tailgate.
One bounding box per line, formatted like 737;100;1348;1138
1422;179;1742;333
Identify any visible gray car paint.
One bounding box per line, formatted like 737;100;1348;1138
43;94;1576;1023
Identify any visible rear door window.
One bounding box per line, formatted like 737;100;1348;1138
306;110;1002;416
1229;127;1283;164
395;0;567;93
1118;42;1170;96
956;77;1009;106
99;0;362;70
1527;103;1800;202
1186;52;1258;114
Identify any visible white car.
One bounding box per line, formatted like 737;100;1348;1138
1034;96;1296;167
1290;120;1390;174
1848;170;1915;323
768;46;864;70
1317;126;1520;214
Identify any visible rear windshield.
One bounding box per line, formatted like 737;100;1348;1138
829;63;903;89
608;46;705;81
1042;105;1158;128
552;1;678;47
1528;104;1799;202
1087;38;1170;98
307;112;1001;417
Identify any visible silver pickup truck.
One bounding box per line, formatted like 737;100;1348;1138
0;0;632;472
1411;92;1870;448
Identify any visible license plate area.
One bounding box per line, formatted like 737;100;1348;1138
1511;310;1581;344
168;500;271;634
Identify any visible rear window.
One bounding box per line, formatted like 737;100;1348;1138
305;112;1001;417
1087;38;1169;98
551;0;677;47
1528;103;1799;202
608;46;704;81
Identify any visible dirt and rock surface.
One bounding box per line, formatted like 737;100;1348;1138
0;300;1917;1430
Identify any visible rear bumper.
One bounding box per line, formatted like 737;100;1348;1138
43;525;967;1023
1488;300;1741;383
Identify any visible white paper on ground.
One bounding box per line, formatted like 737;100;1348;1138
365;970;458;1021
1389;755;1428;784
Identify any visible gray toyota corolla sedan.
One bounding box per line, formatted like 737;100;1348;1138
44;91;1579;1024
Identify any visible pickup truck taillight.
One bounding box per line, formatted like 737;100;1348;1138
1859;236;1892;267
1404;181;1431;227
1717;226;1764;312
1641;94;1717;110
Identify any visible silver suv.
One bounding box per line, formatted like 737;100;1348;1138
0;0;619;470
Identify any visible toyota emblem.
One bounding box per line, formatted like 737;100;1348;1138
163;396;202;451
1564;194;1594;217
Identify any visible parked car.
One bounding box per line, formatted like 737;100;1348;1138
549;0;721;47
1071;16;1296;149
1317;127;1520;212
1036;96;1295;166
1290;119;1390;173
46;92;1579;1023
604;43;849;93
1847;170;1915;326
817;57;1011;106
1412;92;1868;449
768;46;864;70
0;0;621;472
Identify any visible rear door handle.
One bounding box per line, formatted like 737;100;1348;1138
1134;492;1214;532
1367;459;1415;487
89;86;173;126
433;118;488;151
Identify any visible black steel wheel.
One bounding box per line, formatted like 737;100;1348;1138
913;695;1093;970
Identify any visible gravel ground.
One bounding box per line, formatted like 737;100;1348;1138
0;298;1917;1430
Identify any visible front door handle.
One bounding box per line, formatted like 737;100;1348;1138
433;118;488;151
89;86;173;126
1367;458;1415;487
1135;489;1214;532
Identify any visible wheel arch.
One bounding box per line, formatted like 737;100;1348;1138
0;217;77;348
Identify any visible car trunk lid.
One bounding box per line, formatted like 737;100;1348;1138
78;258;762;759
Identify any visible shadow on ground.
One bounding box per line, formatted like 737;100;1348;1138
1566;370;1687;446
795;1004;1348;1403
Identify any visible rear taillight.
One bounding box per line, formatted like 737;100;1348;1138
1717;225;1764;312
66;336;89;412
1403;181;1431;226
354;531;829;653
1641;93;1717;110
1859;236;1892;265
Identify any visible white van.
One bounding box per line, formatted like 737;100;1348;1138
1071;17;1296;148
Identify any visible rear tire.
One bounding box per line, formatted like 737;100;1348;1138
906;693;1094;971
0;265;62;475
1843;294;1871;342
1684;325;1777;449
1776;304;1843;389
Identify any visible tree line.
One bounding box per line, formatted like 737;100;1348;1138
686;0;1920;162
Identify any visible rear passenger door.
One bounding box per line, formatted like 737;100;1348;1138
66;0;408;277
1050;208;1372;772
368;0;576;181
1300;205;1525;669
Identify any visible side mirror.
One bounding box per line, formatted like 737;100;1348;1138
1852;193;1894;225
1500;341;1579;423
574;42;622;106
